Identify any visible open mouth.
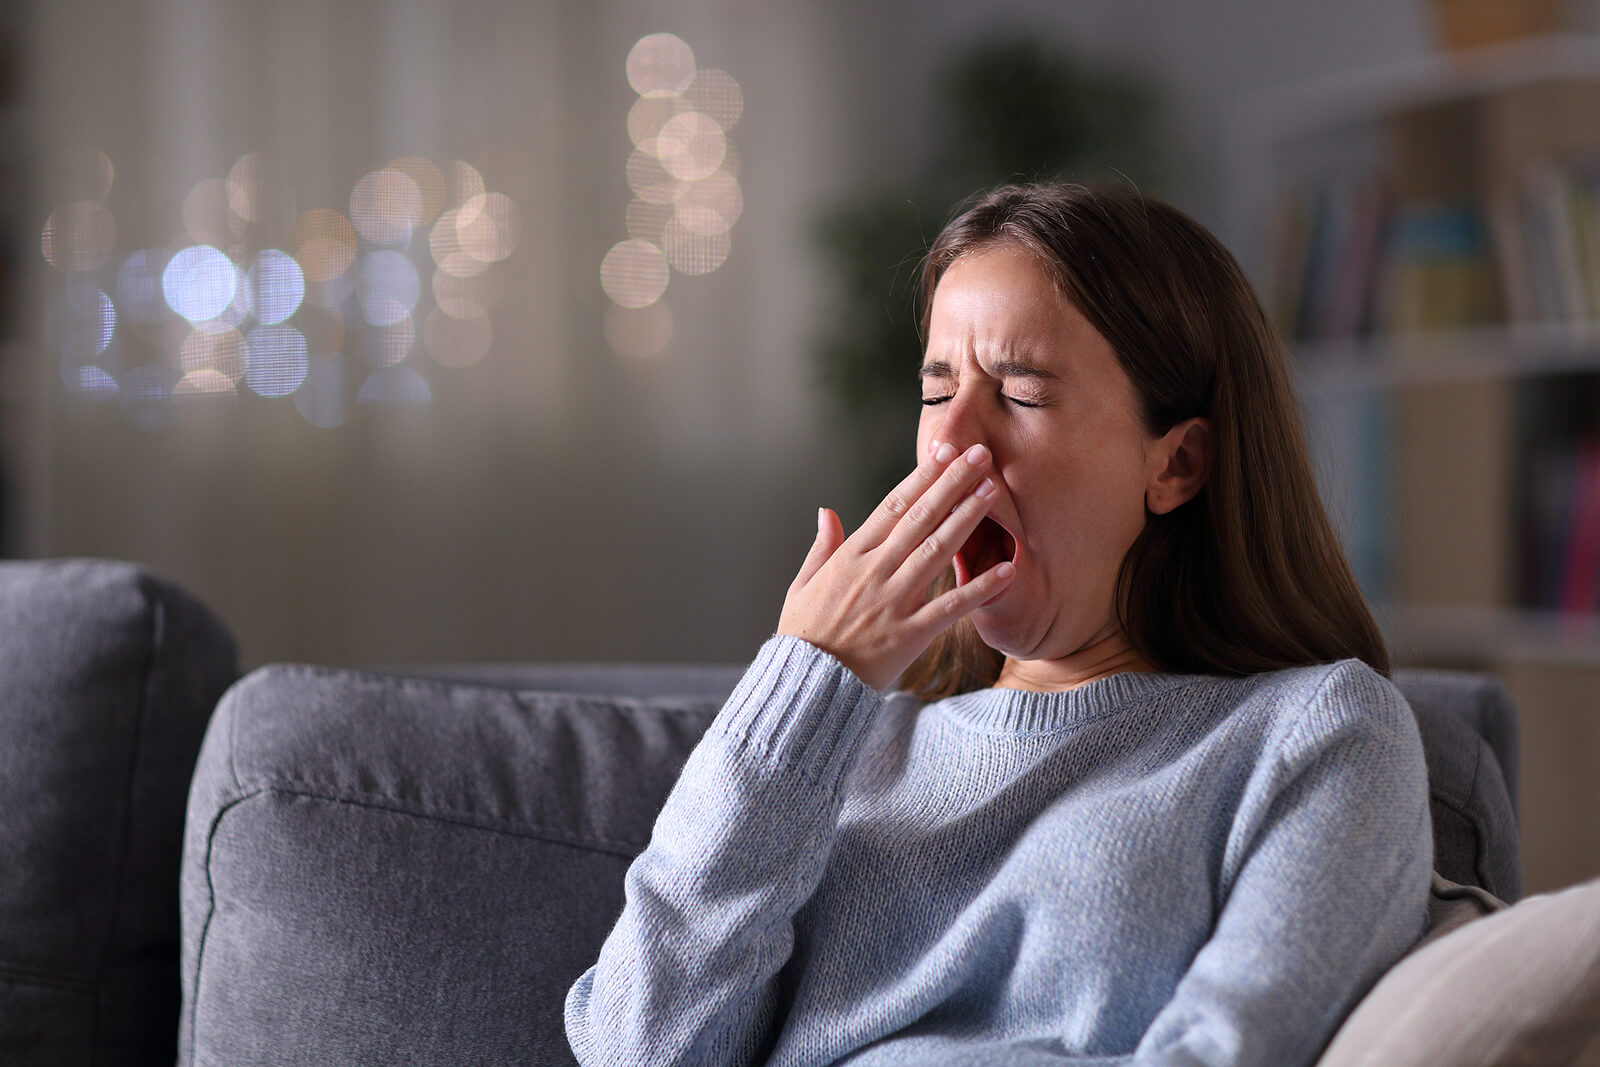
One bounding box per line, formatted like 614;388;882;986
953;514;1018;587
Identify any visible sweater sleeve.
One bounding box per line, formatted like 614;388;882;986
564;635;882;1066
1132;661;1434;1067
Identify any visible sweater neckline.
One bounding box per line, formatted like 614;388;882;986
932;670;1203;734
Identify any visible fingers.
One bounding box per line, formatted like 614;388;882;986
913;555;1016;632
875;443;994;574
852;440;967;549
790;506;845;592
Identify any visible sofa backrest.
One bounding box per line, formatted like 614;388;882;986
179;656;1520;1067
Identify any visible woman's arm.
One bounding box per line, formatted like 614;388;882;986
564;635;879;1065
565;441;1016;1065
1132;661;1434;1067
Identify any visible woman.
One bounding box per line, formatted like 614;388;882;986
565;182;1432;1066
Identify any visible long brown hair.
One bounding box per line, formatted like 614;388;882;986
900;182;1389;699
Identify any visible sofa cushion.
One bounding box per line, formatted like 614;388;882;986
0;559;239;1066
1316;874;1600;1066
1394;670;1521;901
179;665;722;1067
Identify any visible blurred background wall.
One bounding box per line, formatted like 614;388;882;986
5;0;1600;890
0;0;1458;669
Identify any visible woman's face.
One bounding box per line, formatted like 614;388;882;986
917;242;1162;664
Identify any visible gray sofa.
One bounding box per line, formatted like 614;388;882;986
0;559;1548;1065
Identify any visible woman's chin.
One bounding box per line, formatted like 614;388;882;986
969;599;1036;660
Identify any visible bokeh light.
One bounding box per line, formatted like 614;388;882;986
226;152;268;223
244;324;309;397
429;207;489;278
361;314;415;367
678;171;742;232
389;156;446;225
456;192;519;264
608;33;743;344
628;96;680;151
446;161;486;209
350;168;424;245
42;201;117;272
163;245;237;323
605;301;673;359
46;148;520;423
357;366;432;405
52;285;117;395
661;219;731;275
625;199;674;244
183;178;243;247
682;68;743;130
76;366;118;399
627;33;696;97
656;111;725;181
626;149;678;205
356;249;419;326
174;368;237;398
601;239;670;308
293;208;358;283
245;249;306;324
432;270;501;319
180;327;246;381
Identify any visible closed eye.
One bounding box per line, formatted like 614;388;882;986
922;394;1044;408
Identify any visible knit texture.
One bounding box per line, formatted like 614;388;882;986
565;636;1433;1066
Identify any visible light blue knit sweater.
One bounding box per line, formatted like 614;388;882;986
565;635;1433;1066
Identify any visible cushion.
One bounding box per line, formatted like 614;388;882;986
0;559;239;1066
1394;670;1521;901
179;664;722;1067
1317;874;1600;1066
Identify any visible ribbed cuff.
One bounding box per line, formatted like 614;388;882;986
709;635;881;787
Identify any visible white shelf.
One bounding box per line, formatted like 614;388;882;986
1381;603;1600;667
1236;33;1600;143
1293;323;1600;394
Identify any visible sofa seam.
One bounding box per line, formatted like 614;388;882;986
90;575;163;1066
244;661;731;711
232;778;652;855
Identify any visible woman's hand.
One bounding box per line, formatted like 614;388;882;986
778;441;1016;690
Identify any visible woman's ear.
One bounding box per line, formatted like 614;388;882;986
1146;417;1210;515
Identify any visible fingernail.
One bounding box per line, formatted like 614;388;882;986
995;562;1015;579
974;478;995;498
934;442;956;464
965;444;988;465
816;507;825;532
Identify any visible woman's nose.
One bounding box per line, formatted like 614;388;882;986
928;391;987;459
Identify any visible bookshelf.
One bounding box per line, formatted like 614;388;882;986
1227;34;1600;893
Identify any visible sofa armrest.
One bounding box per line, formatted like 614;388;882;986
0;559;238;1067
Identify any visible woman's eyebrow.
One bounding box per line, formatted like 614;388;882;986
991;359;1059;381
917;358;1060;381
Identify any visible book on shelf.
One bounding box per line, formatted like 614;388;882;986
1521;431;1600;615
1268;178;1502;344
